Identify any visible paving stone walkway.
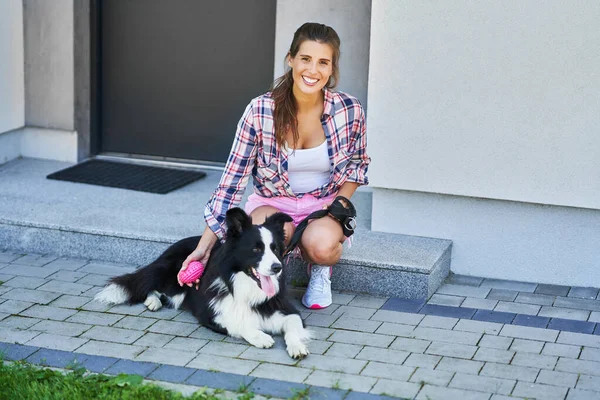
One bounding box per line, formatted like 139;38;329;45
1;250;600;399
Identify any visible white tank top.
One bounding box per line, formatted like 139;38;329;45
286;140;330;194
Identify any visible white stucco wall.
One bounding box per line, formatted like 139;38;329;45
24;0;75;130
275;0;371;108
368;1;600;210
368;1;600;285
1;0;78;165
0;1;25;136
373;189;600;287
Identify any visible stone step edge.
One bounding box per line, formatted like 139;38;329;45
285;245;451;299
0;217;175;244
0;218;452;274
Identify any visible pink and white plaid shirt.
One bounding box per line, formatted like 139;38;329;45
204;88;370;239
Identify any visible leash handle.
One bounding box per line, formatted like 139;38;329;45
284;196;357;255
329;196;357;237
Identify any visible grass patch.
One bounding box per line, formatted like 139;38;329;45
289;387;310;400
0;360;245;399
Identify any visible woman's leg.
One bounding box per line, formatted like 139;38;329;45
249;205;296;247
299;216;345;309
300;216;345;265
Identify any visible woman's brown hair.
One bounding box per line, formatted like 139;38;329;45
270;23;341;148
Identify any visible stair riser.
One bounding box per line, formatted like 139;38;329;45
0;223;168;266
1;223;451;300
284;254;450;299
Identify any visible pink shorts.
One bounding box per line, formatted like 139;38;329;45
244;193;337;226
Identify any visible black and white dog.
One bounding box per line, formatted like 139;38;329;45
94;208;310;358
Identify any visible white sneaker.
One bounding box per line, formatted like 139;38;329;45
302;265;332;309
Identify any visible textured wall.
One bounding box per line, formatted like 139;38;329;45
275;0;371;109
368;1;600;284
368;1;600;210
373;188;600;287
24;0;74;130
0;0;25;135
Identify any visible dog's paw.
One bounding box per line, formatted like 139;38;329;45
286;341;309;359
143;295;162;311
246;331;275;349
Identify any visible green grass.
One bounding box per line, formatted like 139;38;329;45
289;387;310;400
0;360;244;400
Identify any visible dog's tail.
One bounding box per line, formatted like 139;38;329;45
94;264;167;306
94;236;200;306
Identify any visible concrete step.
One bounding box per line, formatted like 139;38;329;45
286;231;452;299
0;157;452;299
1;219;452;299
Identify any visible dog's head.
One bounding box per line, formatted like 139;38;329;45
224;208;293;299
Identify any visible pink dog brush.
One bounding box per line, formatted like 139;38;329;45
178;261;205;284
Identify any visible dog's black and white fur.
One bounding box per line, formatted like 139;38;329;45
94;208;310;358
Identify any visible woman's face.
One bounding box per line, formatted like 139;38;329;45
288;40;334;97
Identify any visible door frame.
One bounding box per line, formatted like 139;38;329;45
90;0;102;158
86;0;274;168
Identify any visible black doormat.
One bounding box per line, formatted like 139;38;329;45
47;159;207;194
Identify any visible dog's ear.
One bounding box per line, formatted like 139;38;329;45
263;212;293;239
226;208;253;237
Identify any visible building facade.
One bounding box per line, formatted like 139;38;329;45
1;0;598;286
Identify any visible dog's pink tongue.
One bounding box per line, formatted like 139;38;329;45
259;274;275;297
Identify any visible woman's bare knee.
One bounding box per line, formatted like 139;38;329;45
302;233;342;265
308;245;341;265
249;206;280;224
300;217;345;264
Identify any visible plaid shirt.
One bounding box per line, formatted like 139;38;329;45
205;88;370;239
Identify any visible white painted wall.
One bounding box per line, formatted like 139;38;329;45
24;0;75;130
20;127;78;163
0;130;22;165
275;0;371;108
368;1;600;285
373;189;600;287
1;0;78;165
368;1;600;210
0;0;25;136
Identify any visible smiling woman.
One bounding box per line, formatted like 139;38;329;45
273;26;340;150
181;22;371;310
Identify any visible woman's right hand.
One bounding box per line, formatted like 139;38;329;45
178;247;210;288
178;227;218;288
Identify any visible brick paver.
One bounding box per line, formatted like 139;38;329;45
307;370;377;392
542;342;581;358
449;372;515;395
2;253;600;399
82;325;145;344
509;338;545;353
27;332;88;351
3;276;46;289
409;367;454;386
251;363;312;384
536;369;578;388
478;334;512;349
1;315;41;329
20;304;78;321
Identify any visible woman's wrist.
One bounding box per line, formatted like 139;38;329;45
337;182;359;200
198;226;218;250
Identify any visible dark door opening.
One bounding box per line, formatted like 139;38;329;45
97;0;276;163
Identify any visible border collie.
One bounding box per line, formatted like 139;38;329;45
94;208;310;358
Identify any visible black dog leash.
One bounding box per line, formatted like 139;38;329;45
285;195;357;255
